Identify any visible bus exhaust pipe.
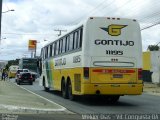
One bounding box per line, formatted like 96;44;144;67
96;90;100;95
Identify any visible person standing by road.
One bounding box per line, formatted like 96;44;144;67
1;68;6;81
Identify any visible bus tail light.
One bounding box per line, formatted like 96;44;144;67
30;75;33;80
84;67;89;78
138;68;142;80
19;75;22;79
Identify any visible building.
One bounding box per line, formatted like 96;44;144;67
143;51;160;84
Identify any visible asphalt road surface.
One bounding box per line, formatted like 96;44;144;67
9;79;160;120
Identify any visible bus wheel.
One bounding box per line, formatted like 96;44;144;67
61;80;68;99
43;79;49;92
68;80;75;101
106;95;120;104
44;87;49;91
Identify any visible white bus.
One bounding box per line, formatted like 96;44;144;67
39;17;143;102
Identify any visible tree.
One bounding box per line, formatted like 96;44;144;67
5;59;19;70
147;45;159;51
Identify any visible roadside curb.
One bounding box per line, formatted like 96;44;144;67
0;81;74;114
0;104;73;114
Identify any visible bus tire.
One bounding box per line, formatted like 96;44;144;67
68;80;76;101
106;95;120;104
43;77;49;92
61;79;68;99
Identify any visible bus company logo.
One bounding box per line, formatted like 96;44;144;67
100;24;127;36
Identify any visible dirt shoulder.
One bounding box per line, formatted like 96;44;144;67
143;82;160;96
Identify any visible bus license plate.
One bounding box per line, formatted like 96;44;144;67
113;74;123;78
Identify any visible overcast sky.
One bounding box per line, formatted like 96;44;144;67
1;0;160;60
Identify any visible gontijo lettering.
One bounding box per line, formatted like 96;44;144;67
95;39;134;46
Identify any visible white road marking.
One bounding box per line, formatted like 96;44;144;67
12;82;67;112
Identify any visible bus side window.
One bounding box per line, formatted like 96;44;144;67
54;42;57;56
49;44;52;57
69;33;73;51
62;37;66;53
66;35;70;52
79;28;83;48
48;45;50;58
45;46;48;59
74;31;78;49
52;43;55;57
43;49;45;60
56;40;59;55
41;49;44;60
59;39;63;54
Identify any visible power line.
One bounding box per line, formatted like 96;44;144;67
1;32;57;36
54;29;67;36
70;0;111;25
102;0;131;16
141;20;160;31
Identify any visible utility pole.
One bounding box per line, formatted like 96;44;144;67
0;0;3;43
54;29;67;36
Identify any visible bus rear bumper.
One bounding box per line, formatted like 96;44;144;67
81;83;143;95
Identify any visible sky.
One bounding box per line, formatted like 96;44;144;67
1;0;160;60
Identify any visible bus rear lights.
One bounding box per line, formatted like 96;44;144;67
138;68;142;80
30;76;33;79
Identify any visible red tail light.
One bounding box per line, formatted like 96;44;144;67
84;67;89;78
30;75;33;79
19;75;22;79
138;68;142;80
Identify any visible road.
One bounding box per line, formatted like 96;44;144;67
10;79;160;115
7;79;160;120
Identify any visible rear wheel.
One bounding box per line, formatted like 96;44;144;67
106;95;120;104
61;80;68;99
68;80;76;101
44;87;49;91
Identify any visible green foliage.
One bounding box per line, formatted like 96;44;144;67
5;59;19;70
148;45;159;51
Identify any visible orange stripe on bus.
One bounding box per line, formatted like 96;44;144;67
93;69;135;73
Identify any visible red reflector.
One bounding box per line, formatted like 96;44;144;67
93;69;135;73
138;68;142;80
